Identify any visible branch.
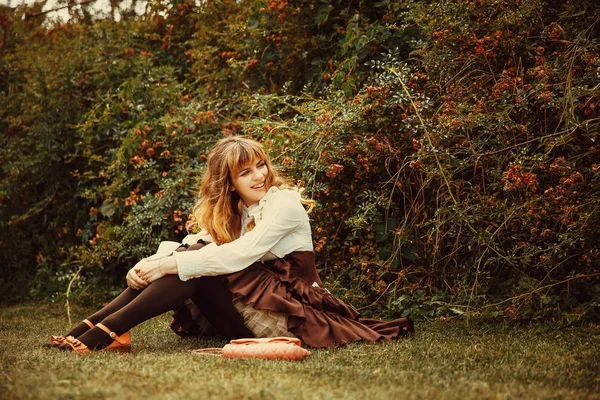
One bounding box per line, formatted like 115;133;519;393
481;272;600;310
25;0;97;19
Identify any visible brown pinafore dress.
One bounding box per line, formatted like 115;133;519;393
169;241;414;348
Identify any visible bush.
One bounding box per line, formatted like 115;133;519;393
1;0;598;324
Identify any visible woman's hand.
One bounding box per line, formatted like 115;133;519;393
136;259;166;284
126;266;148;291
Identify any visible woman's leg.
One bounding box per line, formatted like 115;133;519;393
68;275;205;350
64;288;142;338
189;276;254;339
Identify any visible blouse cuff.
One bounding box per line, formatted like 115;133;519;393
174;242;218;281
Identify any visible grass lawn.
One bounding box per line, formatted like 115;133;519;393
1;302;599;400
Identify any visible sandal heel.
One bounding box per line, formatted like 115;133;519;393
97;324;131;353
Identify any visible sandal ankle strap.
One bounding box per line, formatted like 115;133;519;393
83;319;94;329
96;323;128;345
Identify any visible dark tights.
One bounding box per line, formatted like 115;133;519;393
66;274;252;350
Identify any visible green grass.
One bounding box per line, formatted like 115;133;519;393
1;303;599;400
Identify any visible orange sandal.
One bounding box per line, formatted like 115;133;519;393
61;323;131;353
44;319;94;349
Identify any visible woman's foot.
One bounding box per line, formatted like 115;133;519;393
43;319;94;349
59;323;131;353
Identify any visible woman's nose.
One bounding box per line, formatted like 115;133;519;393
251;168;263;179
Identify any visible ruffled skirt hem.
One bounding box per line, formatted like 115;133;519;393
223;254;414;348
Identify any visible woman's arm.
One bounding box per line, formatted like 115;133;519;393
135;231;213;284
174;190;307;280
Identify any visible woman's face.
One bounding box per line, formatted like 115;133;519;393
232;158;269;207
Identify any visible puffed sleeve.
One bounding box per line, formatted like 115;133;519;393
181;230;214;245
174;190;306;280
145;241;181;261
145;230;213;262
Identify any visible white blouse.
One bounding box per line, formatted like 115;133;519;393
146;187;313;281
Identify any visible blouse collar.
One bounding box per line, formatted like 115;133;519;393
241;186;279;224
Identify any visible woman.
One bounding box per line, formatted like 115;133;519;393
46;136;413;353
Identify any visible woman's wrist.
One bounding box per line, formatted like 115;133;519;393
159;256;178;275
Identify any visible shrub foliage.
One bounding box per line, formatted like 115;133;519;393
1;0;599;324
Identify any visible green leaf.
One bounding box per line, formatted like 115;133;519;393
99;200;117;218
315;4;334;25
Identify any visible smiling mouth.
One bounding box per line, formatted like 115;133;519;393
252;182;266;190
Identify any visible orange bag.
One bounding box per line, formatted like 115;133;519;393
192;337;310;361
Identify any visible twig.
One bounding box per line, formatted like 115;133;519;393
65;263;85;326
2;370;12;383
25;0;97;19
392;68;458;206
481;272;600;309
116;369;147;378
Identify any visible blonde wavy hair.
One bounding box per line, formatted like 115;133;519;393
192;136;313;244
